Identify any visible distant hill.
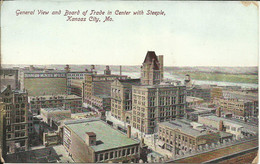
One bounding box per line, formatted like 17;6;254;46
2;64;258;75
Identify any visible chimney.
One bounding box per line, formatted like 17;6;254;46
127;125;131;138
219;120;223;131
216;108;221;117
86;132;96;146
158;55;164;80
120;65;122;76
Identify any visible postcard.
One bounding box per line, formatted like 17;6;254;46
0;1;259;163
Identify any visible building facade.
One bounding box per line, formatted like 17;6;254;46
215;98;258;121
29;94;82;115
158;119;228;155
131;84;186;134
111;79;140;122
83;68;128;105
20;70;67;96
0;85;29;154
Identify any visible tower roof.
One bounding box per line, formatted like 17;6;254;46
143;51;160;70
143;51;159;63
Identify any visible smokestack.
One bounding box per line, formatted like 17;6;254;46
127;125;131;138
158;55;164;80
120;65;122;76
219;120;223;131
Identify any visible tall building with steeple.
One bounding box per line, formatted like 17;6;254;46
140;51;164;85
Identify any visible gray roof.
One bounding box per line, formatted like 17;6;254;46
65;119;139;152
159;119;209;137
200;115;258;134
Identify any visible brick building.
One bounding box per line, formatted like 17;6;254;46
29;94;82;115
158;119;232;155
63;118;141;163
0;85;29;154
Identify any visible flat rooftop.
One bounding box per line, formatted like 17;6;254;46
29;94;81;101
200;115;258;133
159;119;209;137
41;107;70;112
65;119;139;152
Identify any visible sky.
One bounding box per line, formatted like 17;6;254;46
1;1;259;66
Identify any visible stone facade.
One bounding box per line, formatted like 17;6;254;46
111;79;140;122
131;85;186;134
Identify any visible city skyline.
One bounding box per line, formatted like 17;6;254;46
1;1;258;67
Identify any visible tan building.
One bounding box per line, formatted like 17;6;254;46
198;115;258;138
83;66;128;105
111;79;140;122
63;118;141;163
158;119;231;155
29;94;82;115
215;98;258;120
131;84;186;134
0;85;29;154
186;96;204;108
130;51;186;134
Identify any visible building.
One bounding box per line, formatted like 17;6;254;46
63;118;141;163
140;51;163;85
91;95;111;111
83;66;128;105
186;85;211;102
186;96;204;108
0;85;29;154
185;106;216;121
29;94;82;115
65;65;92;95
111;79;140;122
0;68;19;90
158;119;232;155
215;98;258;121
198;115;258;138
20;70;67;96
211;87;223;102
70;79;84;97
40;107;71;126
0;102;6;161
131;84;186;134
129;51;186;134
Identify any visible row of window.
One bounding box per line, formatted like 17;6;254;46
96;147;139;162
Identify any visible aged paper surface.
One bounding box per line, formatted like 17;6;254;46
0;1;259;163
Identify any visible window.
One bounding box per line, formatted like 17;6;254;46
131;147;135;154
100;154;103;161
15;126;20;130
115;151;118;158
127;148;130;155
15;132;20;138
122;149;126;156
105;153;108;160
110;152;113;159
7;134;11;139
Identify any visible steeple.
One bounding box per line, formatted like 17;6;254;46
140;51;164;85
